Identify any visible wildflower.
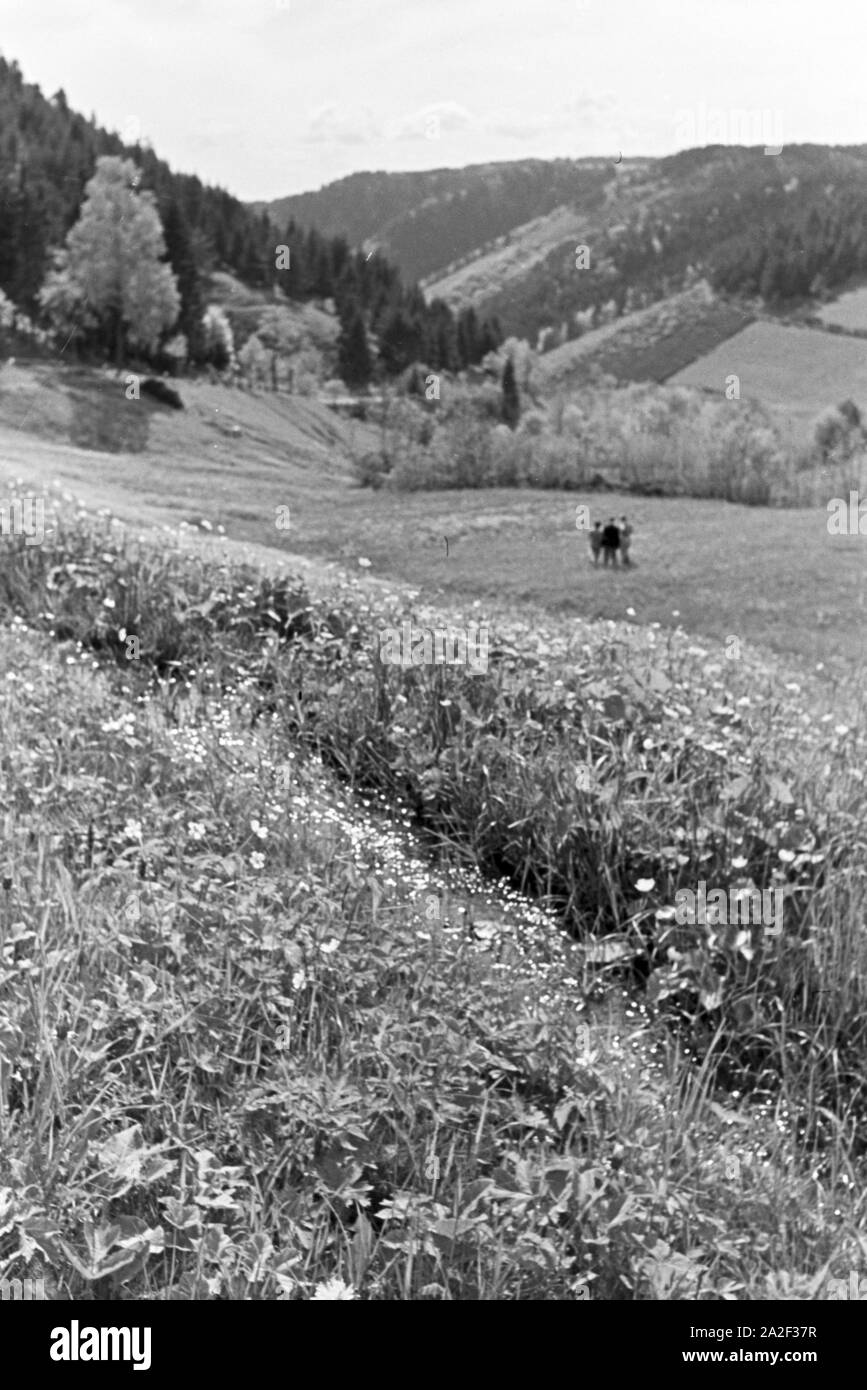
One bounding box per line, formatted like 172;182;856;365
291;969;307;991
635;878;655;894
626;607;636;617
123;819;143;841
778;849;796;863
358;557;371;568
188;822;206;841
311;1278;357;1301
250;851;266;870
319;938;339;955
731;856;748;870
834;725;849;737
250;819;268;840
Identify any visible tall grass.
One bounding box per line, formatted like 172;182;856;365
0;494;864;1299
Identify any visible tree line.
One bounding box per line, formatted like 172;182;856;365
709;193;867;302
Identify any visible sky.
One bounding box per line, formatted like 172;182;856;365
1;0;866;203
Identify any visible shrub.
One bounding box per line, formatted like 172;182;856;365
201;304;235;371
141;377;184;409
352;449;391;489
519;409;547;438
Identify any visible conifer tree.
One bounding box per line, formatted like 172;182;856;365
337;306;372;388
501;355;520;429
161;197;205;361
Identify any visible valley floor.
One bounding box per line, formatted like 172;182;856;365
0;412;863;679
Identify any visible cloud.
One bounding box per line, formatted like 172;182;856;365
298;95;624;154
301;101;479;148
481;94;622;143
302;103;380;146
385;102;478;142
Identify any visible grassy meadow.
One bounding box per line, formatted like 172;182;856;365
817;286;867;333
0;357;864;679
2;424;861;677
669;320;867;436
0;473;863;1301
0;361;865;1301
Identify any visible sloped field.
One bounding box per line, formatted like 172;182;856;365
816;285;867;332
668;320;867;426
0;362;376;537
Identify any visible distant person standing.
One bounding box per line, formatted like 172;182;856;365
601;517;620;568
590;520;603;566
619;515;633;566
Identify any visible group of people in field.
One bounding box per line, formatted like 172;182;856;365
589;516;633;568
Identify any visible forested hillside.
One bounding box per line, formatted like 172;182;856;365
475;146;867;341
259;144;867;348
255;159;612;282
0;54;499;374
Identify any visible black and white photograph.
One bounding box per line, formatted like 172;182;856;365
0;0;865;1346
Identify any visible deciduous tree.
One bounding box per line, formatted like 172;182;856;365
39;155;179;365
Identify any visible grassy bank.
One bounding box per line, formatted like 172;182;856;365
0;493;865;1299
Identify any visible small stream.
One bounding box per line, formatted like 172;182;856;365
288;757;669;1093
